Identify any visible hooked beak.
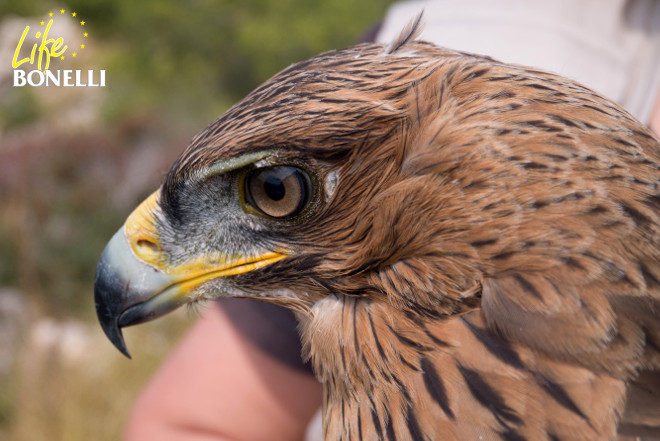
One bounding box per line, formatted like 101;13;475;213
94;190;286;358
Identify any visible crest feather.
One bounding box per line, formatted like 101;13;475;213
386;12;424;54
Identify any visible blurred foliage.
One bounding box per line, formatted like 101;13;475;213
16;0;396;126
0;0;44;17
0;89;40;131
0;126;181;317
3;311;191;441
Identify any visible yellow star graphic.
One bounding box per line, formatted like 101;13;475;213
60;9;65;14
72;52;77;57
80;21;85;26
84;32;88;37
72;12;77;17
40;20;45;25
61;56;65;60
49;12;53;16
81;44;85;49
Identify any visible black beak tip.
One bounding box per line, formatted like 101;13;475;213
97;306;132;359
94;254;132;359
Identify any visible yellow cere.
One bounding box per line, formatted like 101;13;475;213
124;189;288;286
124;190;163;265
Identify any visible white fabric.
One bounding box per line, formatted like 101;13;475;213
376;0;660;123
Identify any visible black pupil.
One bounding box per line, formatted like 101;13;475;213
264;175;285;201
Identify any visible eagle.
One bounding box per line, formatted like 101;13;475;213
95;20;660;441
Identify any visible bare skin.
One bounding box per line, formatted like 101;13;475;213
651;89;660;136
123;302;322;441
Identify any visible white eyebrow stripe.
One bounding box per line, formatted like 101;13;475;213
191;150;276;184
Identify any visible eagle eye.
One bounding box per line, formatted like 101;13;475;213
244;165;312;219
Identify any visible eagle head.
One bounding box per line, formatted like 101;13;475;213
94;23;485;356
94;18;660;440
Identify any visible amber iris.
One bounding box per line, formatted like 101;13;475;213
245;165;310;219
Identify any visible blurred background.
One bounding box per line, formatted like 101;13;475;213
0;0;396;439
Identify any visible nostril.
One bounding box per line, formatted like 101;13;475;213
136;239;159;254
131;237;162;264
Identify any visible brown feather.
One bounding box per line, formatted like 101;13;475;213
160;21;660;441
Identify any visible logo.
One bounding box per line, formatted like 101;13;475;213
12;8;105;87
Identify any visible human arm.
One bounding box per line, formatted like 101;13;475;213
123;301;322;441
